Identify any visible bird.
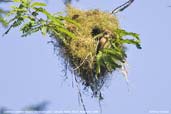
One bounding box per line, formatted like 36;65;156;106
96;30;112;53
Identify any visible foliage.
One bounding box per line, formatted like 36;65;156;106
0;0;11;27
0;9;8;27
4;0;75;38
4;0;141;99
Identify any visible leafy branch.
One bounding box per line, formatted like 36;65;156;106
0;0;11;27
4;0;76;41
95;29;141;76
2;0;142;102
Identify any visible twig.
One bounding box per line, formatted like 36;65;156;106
111;0;135;14
98;99;102;114
74;76;87;114
73;53;90;70
120;61;131;92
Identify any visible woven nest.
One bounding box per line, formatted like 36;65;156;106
50;6;129;99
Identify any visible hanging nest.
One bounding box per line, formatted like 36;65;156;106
49;6;141;99
4;0;141;101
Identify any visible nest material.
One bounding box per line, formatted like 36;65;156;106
51;6;127;98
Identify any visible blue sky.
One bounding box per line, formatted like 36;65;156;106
0;0;171;114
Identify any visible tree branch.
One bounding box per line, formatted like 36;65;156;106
111;0;135;14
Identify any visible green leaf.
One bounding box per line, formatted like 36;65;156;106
31;2;47;7
115;29;141;49
0;8;8;14
41;26;47;36
116;29;140;40
121;39;142;49
62;16;80;28
103;55;121;71
96;51;103;74
13;0;21;2
102;49;124;61
0;16;8;27
21;26;40;37
55;26;75;39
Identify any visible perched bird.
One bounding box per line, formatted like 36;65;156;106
98;37;107;51
96;30;112;53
